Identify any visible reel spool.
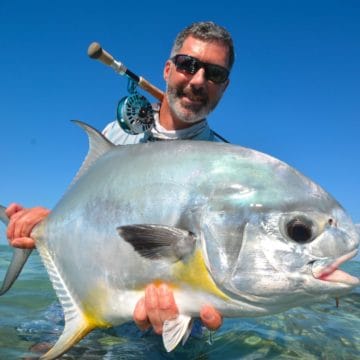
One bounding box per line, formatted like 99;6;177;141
117;81;155;135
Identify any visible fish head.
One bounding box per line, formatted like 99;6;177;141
198;150;359;312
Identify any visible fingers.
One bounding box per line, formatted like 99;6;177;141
148;283;179;334
200;304;223;330
133;284;223;335
11;237;39;249
133;283;179;334
5;203;24;218
8;209;29;240
143;284;161;333
6;208;26;241
158;283;179;322
6;205;51;249
133;297;151;331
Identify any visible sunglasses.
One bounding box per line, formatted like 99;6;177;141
171;54;229;84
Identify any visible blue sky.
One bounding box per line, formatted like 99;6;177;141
1;1;359;227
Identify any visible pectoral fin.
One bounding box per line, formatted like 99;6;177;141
117;224;196;262
162;314;193;352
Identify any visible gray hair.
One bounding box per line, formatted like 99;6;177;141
170;21;235;70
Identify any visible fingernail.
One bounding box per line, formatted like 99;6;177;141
203;312;214;321
159;284;169;296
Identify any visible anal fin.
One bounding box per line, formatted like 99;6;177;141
40;315;94;360
36;245;98;359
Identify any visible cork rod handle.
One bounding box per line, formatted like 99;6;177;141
87;42;164;101
87;42;114;66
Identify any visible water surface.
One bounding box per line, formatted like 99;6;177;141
0;244;359;359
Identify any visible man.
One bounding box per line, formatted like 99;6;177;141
6;21;234;336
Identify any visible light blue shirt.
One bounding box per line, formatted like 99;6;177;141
102;103;218;145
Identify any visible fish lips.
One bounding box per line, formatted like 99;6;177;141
311;249;359;286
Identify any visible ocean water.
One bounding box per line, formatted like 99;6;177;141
0;244;359;360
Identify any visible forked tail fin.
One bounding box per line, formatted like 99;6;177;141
0;205;33;295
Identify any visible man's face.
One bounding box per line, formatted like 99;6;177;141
163;36;230;125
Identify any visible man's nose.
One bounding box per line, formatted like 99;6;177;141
189;67;207;86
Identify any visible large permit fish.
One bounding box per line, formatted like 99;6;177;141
0;121;359;359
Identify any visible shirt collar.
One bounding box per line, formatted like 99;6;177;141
150;103;209;140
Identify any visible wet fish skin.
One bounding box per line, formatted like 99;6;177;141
0;121;359;359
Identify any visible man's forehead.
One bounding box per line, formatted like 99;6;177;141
180;36;230;67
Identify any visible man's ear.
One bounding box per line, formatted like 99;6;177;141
163;60;172;82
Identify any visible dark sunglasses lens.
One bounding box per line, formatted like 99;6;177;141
173;55;229;83
174;55;198;74
206;64;229;83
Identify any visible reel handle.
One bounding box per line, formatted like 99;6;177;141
87;42;164;101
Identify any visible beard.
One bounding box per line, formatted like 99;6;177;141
166;83;219;124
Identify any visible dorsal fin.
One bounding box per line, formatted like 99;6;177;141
69;120;115;187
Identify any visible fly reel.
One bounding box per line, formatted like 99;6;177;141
117;80;155;135
89;43;229;142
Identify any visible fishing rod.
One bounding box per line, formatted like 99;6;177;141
87;42;229;142
88;42;164;101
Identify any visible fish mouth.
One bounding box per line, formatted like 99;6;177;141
311;249;359;286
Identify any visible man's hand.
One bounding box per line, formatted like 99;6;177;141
133;283;222;334
6;203;51;249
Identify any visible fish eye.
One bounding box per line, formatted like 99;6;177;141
286;218;313;244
